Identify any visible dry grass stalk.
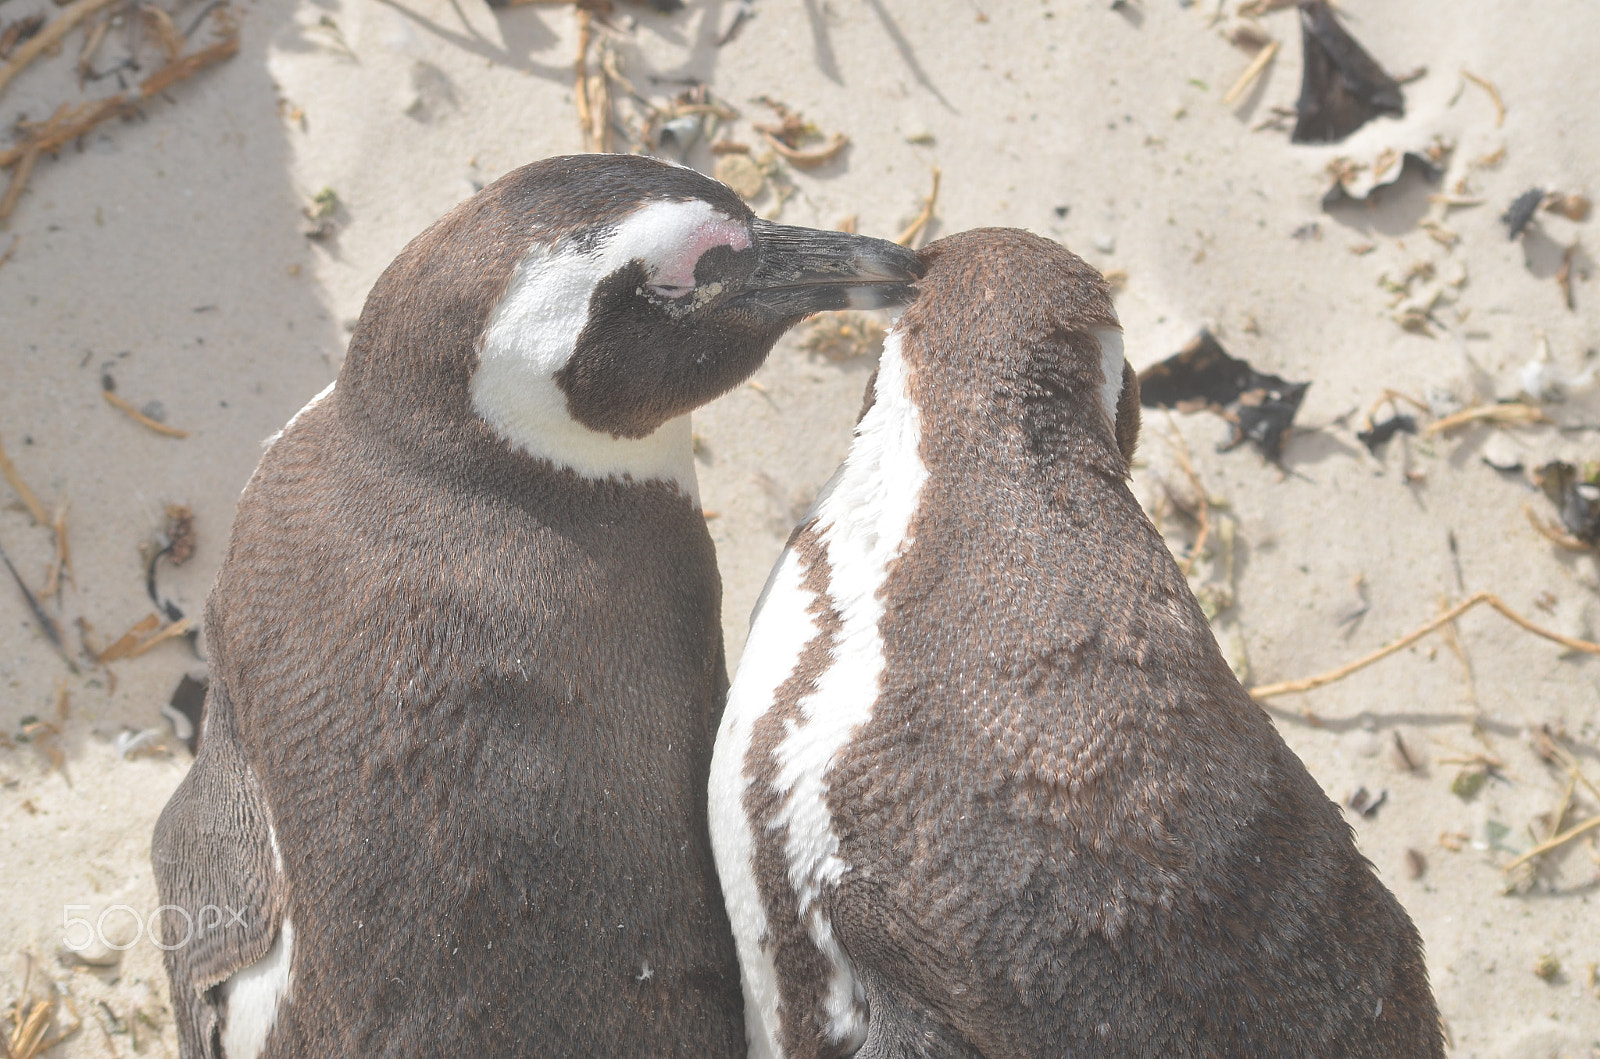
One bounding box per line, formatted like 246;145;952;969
0;0;125;99
1422;402;1549;437
1502;814;1600;873
19;718;65;778
1165;426;1211;577
1524;503;1593;552
50;503;69;588
0;145;40;227
573;9;596;150
139;3;184;62
800;312;885;362
1461;69;1505;127
760;131;847;168
0;432;49;524
1556;242;1577;311
1;40;240;163
123;616;194;658
96;614;161;663
40;502;69;598
1251;591;1600;700
896;166;941;248
101;389;189;438
74;14;110;83
2;957;79;1059
1222;38;1278;105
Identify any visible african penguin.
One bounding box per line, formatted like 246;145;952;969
709;228;1443;1058
151;153;923;1059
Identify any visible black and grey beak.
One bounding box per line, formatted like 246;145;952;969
734;218;924;319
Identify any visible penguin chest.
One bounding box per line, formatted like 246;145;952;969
710;329;931;1059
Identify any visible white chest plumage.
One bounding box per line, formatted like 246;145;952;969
708;326;929;1058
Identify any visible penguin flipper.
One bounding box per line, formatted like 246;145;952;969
151;680;287;1059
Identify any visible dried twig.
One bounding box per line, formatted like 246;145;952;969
1223;38;1278;105
40;501;68;598
101;389;189;437
0;432;49;524
1524;503;1593;552
1;35;239;224
896;166;941;249
1251;591;1600;700
0;0;126;99
2;968;78;1059
1422;402;1549;437
1461;69;1505;128
0;144;39;226
123;616;194;657
1502;814;1600;873
759;130;847;168
1557;242;1577;311
0;233;16;271
1;39;239;161
1166;426;1211;576
75;13;110;82
96;614;161;662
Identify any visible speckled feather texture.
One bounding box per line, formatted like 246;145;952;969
151;157;774;1058
722;229;1444;1058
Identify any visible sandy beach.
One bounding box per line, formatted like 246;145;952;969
1;0;1597;1054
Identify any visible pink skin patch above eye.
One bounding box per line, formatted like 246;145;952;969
649;218;752;296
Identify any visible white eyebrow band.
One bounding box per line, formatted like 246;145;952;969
467;199;753;496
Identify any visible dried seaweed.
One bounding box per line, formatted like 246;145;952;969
1137;329;1309;461
162;673;207;754
1502;188;1544;240
1291;1;1404;144
1;33;239;225
1532;461;1600;546
1356;413;1416;454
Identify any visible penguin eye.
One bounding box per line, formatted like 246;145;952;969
647;282;695;299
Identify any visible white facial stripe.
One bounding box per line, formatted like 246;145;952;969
1095;328;1126;434
220;917;295;1059
714;326;928;1053
470;198;747;494
709;549;815;1059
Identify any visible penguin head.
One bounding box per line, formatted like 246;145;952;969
341;154;923;485
907;228;1139;472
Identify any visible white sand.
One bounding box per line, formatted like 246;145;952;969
1;0;1597;1054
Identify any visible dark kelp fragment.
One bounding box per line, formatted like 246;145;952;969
1138;329;1311;461
1533;461;1600;545
1502;188;1545;240
163;674;209;754
1292;1;1404;144
1357;413;1416;453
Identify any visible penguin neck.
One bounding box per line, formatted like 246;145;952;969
807;328;930;622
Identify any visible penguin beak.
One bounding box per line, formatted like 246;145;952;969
734;219;924;319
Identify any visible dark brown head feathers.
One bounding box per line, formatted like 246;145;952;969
908;227;1135;477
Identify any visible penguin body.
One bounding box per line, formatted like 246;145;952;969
152;154;922;1058
709;228;1443;1058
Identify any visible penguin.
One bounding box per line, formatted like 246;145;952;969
708;227;1444;1058
151;153;924;1059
